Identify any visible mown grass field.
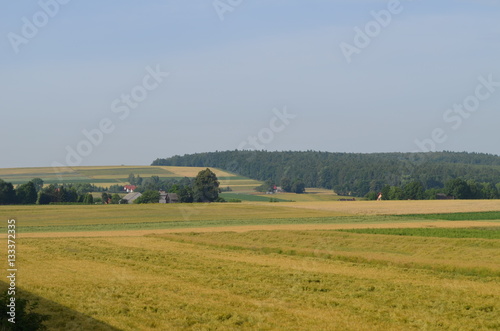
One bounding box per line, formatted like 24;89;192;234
2;227;499;330
1;200;500;234
220;193;294;202
341;227;500;239
0;203;350;231
284;199;500;215
254;188;359;202
1;200;500;330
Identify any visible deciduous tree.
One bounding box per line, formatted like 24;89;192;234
193;168;220;202
16;181;37;204
0;180;16;205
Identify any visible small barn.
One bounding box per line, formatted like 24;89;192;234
123;192;142;203
159;191;179;204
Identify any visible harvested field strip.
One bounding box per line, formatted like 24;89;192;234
10;233;500;330
220;193;293;202
17;216;404;233
154;230;500;278
341;227;500;239
400;211;500;221
19;221;500;238
77;167;174;177
0;165;248;186
280;200;500;215
0;204;351;229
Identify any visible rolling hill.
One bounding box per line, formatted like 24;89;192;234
152;150;500;196
0;166;261;193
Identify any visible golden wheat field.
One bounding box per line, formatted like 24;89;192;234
1;200;500;330
282;199;500;215
3;228;500;330
17;220;500;239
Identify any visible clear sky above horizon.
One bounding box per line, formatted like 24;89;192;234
1;0;499;168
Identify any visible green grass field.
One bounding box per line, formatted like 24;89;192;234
254;188;361;202
341;227;500;239
401;211;500;221
220;192;294;202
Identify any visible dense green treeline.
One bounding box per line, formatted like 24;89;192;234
0;169;224;205
366;178;500;200
0;178;100;205
152;151;500;197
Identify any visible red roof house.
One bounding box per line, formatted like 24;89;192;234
124;185;137;193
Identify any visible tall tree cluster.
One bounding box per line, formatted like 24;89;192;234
0;178;99;205
131;168;220;204
367;179;500;200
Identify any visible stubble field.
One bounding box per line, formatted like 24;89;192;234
1;200;500;330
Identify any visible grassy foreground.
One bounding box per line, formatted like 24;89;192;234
1;200;500;330
3;230;498;330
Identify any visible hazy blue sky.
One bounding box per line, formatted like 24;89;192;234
1;0;499;168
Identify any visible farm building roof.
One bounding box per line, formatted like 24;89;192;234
123;192;142;203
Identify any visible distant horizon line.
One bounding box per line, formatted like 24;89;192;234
2;149;499;170
158;149;500;158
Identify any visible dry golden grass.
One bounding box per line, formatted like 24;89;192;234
76;166;239;181
0;203;348;228
2;200;500;236
218;179;261;186
0;166;76;176
158;166;236;178
272;199;500;215
91;182;128;188
5;230;499;330
19;221;500;238
2;200;500;329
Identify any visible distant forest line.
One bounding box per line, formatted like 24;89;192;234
152;151;500;198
